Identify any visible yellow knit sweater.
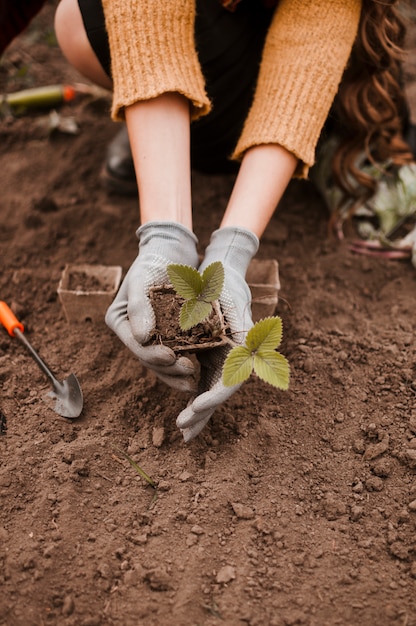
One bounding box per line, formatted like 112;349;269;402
101;0;362;177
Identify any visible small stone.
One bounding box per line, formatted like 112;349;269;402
352;439;365;455
292;552;306;566
62;595;75;617
371;458;392;478
190;525;204;535
363;434;389;461
408;499;416;512
0;526;8;541
302;357;314;373
62;451;74;465
397;509;410;523
124;569;139;586
178;471;193;482
131;533;148;545
365;476;384;492
43;544;55;558
143;567;172;591
409;415;416;435
322;494;347;520
350;505;363;522
152;427;165;448
71;459;90;477
97;561;113;580
388;541;409;560
405;450;416;468
231;502;255;520
384;605;399;619
252;517;272;534
186;533;198;547
216;565;236;584
352;481;364;494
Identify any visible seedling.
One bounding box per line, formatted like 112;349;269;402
112;446;156;488
223;316;289;389
167;261;224;331
167;262;290;390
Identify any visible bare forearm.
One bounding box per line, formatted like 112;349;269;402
221;144;298;238
125;93;193;230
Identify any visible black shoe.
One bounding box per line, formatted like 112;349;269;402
100;125;138;196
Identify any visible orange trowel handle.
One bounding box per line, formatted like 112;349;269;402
0;301;24;337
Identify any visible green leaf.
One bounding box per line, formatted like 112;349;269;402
180;299;212;330
167;264;202;300
245;317;283;352
222;345;253;387
200;261;224;303
253;350;290;389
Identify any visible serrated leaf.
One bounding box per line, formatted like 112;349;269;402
200;261;224;303
222;345;253;387
180;299;212;330
253;350;290;389
245;317;283;352
167;264;202;300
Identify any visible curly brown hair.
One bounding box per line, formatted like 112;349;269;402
331;0;414;218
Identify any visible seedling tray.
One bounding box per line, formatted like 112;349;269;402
247;258;280;321
147;285;229;353
58;263;122;323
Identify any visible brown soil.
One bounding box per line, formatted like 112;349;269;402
1;4;416;625
66;271;112;293
148;287;227;352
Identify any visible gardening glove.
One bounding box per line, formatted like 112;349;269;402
105;221;199;392
176;226;259;441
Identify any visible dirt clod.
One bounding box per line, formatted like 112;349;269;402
1;4;416;625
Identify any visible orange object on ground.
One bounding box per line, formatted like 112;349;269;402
2;84;77;113
0;301;24;336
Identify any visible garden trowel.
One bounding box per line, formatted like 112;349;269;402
0;301;83;419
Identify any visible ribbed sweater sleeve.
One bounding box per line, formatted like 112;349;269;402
101;0;211;121
232;0;362;177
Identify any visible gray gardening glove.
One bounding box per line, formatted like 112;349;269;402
105;221;199;392
176;226;259;441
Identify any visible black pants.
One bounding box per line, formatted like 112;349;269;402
78;0;273;173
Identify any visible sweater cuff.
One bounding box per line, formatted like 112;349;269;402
232;0;362;179
101;0;211;121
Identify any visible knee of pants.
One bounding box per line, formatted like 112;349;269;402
55;0;111;88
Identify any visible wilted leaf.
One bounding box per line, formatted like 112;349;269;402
167;264;202;300
222;346;253;387
253;350;290;389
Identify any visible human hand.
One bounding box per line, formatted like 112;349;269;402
105;221;200;392
176;227;259;440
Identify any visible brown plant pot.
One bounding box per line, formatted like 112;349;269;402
58;263;122;324
146;285;229;354
146;258;280;354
